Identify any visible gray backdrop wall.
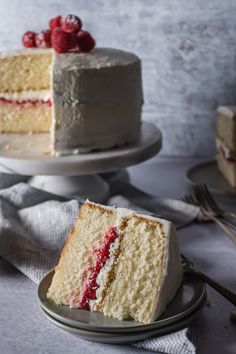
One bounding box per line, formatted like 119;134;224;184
0;0;235;156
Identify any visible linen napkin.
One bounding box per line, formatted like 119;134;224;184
0;182;197;354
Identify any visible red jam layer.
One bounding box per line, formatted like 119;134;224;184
220;147;236;163
0;97;52;107
78;227;118;310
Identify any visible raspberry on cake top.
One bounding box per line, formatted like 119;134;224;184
0;14;143;156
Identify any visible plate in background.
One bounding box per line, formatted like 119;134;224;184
38;269;206;333
186;160;236;196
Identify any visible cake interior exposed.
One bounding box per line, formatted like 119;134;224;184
47;201;183;323
0;48;143;155
0;50;52;133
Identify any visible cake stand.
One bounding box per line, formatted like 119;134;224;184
0;122;162;202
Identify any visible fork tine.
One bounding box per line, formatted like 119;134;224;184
189;195;197;205
203;184;220;211
200;184;218;213
193;185;208;210
201;184;216;211
202;185;214;212
189;195;198;205
203;184;236;219
182;195;198;206
182;196;190;204
197;185;212;212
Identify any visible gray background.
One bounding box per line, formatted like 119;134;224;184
0;0;235;156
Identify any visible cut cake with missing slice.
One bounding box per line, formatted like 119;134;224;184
47;200;183;323
0;48;143;156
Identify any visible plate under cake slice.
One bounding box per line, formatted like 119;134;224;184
47;201;183;324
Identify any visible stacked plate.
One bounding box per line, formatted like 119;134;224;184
38;270;206;344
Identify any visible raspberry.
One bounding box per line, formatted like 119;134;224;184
49;16;62;31
22;31;36;48
35;30;51;48
61;14;82;33
51;27;72;53
77;31;95;52
68;32;78;50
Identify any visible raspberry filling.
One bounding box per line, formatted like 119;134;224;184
78;227;118;310
220;147;236;163
0;97;52;107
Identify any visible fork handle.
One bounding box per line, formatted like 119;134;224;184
210;216;236;246
186;270;236;306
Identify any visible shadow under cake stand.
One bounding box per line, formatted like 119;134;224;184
0;122;162;202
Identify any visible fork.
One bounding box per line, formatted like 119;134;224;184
182;254;236;306
194;184;236;220
193;185;236;230
198;184;236;220
182;186;236;245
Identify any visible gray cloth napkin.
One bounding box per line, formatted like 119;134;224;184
0;182;197;354
103;173;199;228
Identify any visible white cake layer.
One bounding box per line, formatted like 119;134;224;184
87;201;183;322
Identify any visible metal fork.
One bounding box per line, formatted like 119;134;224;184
193;185;236;232
182;254;236;306
182;187;236;245
194;184;236;220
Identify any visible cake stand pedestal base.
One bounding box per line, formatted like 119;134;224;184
28;175;110;202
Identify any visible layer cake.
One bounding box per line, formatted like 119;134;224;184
0;48;143;155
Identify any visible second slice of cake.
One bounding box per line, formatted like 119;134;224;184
47;201;183;323
216;106;236;187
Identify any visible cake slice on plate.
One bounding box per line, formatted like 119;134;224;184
47;200;183;323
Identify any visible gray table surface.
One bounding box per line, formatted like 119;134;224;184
0;156;235;354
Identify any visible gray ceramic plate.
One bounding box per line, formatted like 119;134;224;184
38;270;206;333
40;302;204;344
186;160;236;196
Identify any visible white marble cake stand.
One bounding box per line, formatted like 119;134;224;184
0;122;162;201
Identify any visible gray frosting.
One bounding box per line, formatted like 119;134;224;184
52;48;143;154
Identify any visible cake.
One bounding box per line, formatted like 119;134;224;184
0;15;143;156
216;106;236;187
47;200;183;323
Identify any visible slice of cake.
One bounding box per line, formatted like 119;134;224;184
216;106;236;187
47;201;183;323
